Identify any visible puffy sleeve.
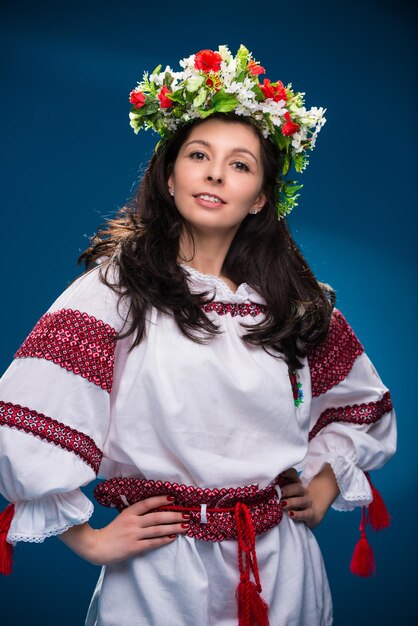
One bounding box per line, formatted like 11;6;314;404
0;263;128;551
299;309;397;511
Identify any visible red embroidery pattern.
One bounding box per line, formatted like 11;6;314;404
201;302;266;317
94;477;286;542
308;391;393;441
0;401;103;473
308;309;364;397
15;309;118;392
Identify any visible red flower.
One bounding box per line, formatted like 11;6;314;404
194;49;222;73
129;90;146;109
158;86;173;108
206;76;221;91
260;79;287;102
247;60;265;76
282;112;300;136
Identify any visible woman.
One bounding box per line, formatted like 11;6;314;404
0;46;396;626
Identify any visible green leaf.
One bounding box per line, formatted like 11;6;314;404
172;106;185;118
284;184;303;196
128;112;143;134
164;72;173;88
185;75;205;92
139;101;160;115
281;153;291;176
210;92;239;111
193;87;208;108
236;44;249;70
252;84;264;100
198;107;216;119
168;90;185;104
151;64;162;75
293;153;307;173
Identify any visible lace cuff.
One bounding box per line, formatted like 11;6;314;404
300;454;372;512
7;488;94;544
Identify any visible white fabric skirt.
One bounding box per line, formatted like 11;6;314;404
85;514;333;626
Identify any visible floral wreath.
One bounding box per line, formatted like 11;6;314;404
129;45;326;219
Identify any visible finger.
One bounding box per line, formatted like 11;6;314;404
282;496;311;511
286;509;315;527
281;483;306;499
138;522;189;541
280;468;300;483
141;511;187;528
138;535;179;552
125;495;175;516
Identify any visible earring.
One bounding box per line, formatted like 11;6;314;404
249;208;259;214
169;188;175;196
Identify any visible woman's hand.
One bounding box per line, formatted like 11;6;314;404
280;465;339;529
59;495;188;566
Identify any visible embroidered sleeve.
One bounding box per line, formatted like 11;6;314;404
0;263;127;543
300;309;397;511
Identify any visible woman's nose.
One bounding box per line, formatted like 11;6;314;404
204;159;224;184
206;174;223;184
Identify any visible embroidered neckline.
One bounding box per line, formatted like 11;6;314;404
180;264;248;297
201;302;266;318
180;264;267;306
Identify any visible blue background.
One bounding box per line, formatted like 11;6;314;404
0;0;416;623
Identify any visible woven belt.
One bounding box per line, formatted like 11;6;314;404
94;475;290;626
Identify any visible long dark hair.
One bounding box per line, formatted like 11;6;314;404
79;113;335;369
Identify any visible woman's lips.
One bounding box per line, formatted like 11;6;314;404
193;193;226;208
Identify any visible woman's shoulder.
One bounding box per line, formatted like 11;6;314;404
307;307;364;396
47;260;128;332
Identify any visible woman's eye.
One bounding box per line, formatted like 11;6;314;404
189;151;206;160
232;161;250;172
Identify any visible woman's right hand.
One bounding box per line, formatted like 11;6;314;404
59;495;188;566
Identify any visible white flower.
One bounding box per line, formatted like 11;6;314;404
220;58;237;83
309;116;326;148
260;122;270;138
218;45;232;62
259;99;287;121
149;66;183;88
224;77;256;103
298;106;327;129
149;73;164;87
184;106;203;121
291;129;308;153
235;97;259;113
179;54;196;71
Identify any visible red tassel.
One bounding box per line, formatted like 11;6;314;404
366;477;390;531
235;502;270;625
350;530;376;577
350;507;376;577
237;580;269;626
0;504;15;576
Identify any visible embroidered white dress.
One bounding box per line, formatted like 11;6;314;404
0;263;397;626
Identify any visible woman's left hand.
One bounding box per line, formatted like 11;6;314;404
280;475;323;529
280;464;339;529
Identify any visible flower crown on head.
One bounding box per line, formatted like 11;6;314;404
129;45;326;218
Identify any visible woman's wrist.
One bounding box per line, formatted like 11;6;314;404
59;522;102;565
306;463;340;523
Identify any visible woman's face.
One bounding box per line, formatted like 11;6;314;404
168;118;266;237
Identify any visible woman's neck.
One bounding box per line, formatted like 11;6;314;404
178;228;235;279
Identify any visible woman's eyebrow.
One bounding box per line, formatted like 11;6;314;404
184;139;211;149
231;146;258;164
184;139;258;164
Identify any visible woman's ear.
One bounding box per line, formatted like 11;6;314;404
167;174;175;196
252;192;266;213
